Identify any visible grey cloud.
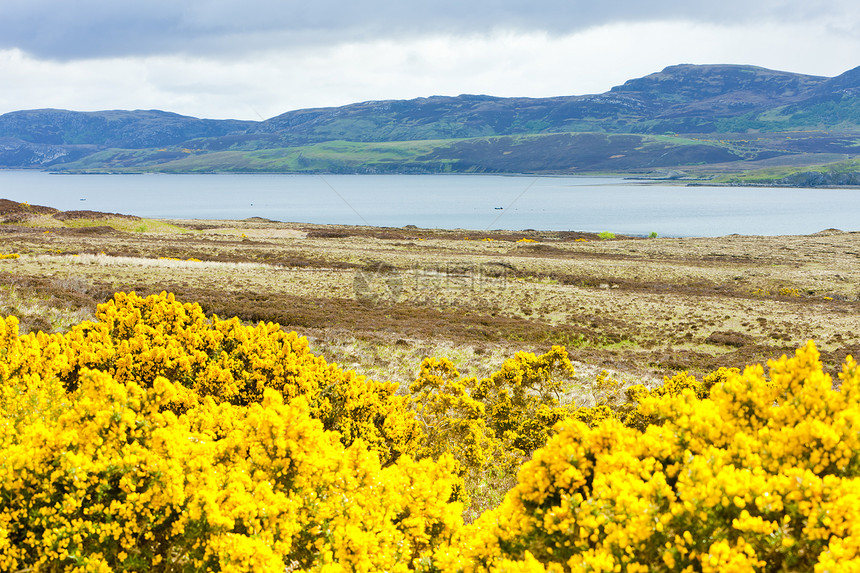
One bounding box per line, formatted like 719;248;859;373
0;0;855;60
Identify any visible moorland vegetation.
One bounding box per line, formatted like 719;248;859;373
2;200;860;569
2;291;860;571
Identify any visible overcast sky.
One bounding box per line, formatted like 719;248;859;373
1;0;858;120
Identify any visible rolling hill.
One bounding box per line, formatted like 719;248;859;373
1;63;858;180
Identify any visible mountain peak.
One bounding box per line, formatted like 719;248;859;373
824;65;860;92
610;64;827;103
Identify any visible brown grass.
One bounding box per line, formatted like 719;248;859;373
2;206;859;387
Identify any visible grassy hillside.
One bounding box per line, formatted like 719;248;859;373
714;157;860;186
0;198;185;233
2;64;859;178
54;133;750;174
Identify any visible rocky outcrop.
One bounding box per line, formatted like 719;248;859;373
0;137;84;167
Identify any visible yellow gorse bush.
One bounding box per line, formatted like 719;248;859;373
411;346;575;478
0;371;462;572
22;291;421;465
0;294;461;572
3;292;860;571
455;342;860;572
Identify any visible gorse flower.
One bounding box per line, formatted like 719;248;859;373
1;293;859;571
0;294;459;572
456;342;860;572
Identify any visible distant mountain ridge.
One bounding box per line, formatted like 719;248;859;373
249;63;859;141
1;63;859;178
0;109;253;147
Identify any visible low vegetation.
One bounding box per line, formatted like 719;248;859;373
3;291;860;570
2;200;860;569
714;157;860;187
2;199;858;384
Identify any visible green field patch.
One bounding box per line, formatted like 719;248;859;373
714;157;860;186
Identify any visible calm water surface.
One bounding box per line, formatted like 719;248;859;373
1;170;858;237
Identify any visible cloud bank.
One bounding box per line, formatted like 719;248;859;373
2;0;857;60
0;1;857;119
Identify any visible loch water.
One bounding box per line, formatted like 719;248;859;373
1;170;858;237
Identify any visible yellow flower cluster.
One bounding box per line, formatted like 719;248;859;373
410;347;575;480
0;372;462;572
0;294;460;571
778;287;802;297
573;367;737;431
454;342;860;571
13;291;421;465
3;291;860;571
0;253;20;260
157;257;202;262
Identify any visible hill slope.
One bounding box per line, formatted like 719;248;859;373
0;64;858;177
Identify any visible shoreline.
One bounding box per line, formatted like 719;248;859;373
0;166;858;190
